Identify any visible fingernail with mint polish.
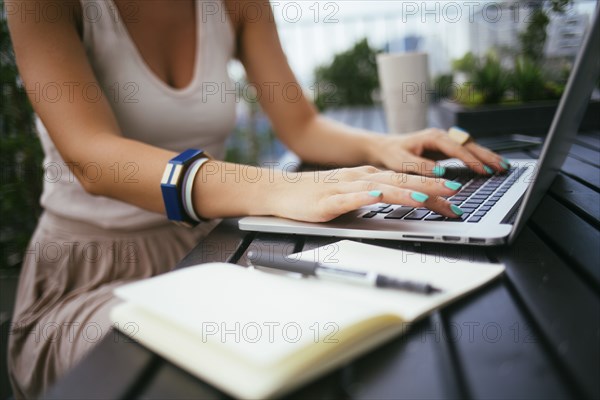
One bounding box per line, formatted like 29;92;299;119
501;158;511;169
368;190;382;197
451;204;464;216
433;165;446;177
410;191;429;203
444;181;462;191
483;165;494;175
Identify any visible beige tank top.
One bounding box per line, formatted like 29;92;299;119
36;0;237;229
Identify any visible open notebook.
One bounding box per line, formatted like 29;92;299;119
111;240;504;399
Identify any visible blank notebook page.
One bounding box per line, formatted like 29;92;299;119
114;264;392;367
114;241;503;367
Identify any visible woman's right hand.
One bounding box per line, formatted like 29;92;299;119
266;165;464;223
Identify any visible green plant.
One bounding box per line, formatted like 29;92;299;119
1;2;44;269
519;0;572;64
432;73;454;102
471;53;510;105
451;52;478;76
512;56;549;102
446;0;575;106
449;52;511;105
313;39;380;110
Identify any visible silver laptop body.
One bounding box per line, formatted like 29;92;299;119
240;7;599;246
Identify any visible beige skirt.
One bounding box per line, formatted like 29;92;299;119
8;211;217;399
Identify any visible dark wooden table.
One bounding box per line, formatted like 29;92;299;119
45;109;600;400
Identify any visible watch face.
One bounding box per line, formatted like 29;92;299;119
171;164;184;185
161;162;174;185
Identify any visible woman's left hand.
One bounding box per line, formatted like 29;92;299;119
372;127;511;177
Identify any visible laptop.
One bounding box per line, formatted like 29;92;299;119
239;7;600;246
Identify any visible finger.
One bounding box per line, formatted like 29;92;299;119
339;165;381;180
338;182;434;208
367;171;464;197
331;183;464;219
374;185;463;219
388;154;438;177
425;133;492;175
319;190;383;221
342;181;459;213
420;194;466;218
465;142;511;172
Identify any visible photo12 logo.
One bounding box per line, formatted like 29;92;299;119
23;81;139;104
200;321;340;344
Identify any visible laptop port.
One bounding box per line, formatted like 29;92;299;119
403;235;434;240
442;236;461;242
469;238;487;244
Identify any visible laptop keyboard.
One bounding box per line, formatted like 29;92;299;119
362;167;525;223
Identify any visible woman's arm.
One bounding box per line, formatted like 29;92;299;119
7;0;170;212
7;0;469;222
237;1;508;176
236;1;375;166
6;0;264;218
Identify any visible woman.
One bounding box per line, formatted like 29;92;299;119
6;0;508;397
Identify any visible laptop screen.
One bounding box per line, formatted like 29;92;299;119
509;6;600;243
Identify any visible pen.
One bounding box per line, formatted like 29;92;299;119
247;251;443;295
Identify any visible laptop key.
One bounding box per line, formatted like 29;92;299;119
384;206;414;219
425;214;445;221
468;216;482;223
447;213;470;222
362;211;378;218
404;210;430;220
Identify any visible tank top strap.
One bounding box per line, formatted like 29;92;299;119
198;0;236;66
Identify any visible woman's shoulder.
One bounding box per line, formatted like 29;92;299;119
221;0;275;33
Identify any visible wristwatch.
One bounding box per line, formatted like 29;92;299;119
160;149;207;226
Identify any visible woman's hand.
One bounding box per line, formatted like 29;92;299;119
372;128;511;177
266;166;466;223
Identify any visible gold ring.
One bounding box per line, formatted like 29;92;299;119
448;127;472;146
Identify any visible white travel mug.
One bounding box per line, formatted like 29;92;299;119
377;52;430;134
